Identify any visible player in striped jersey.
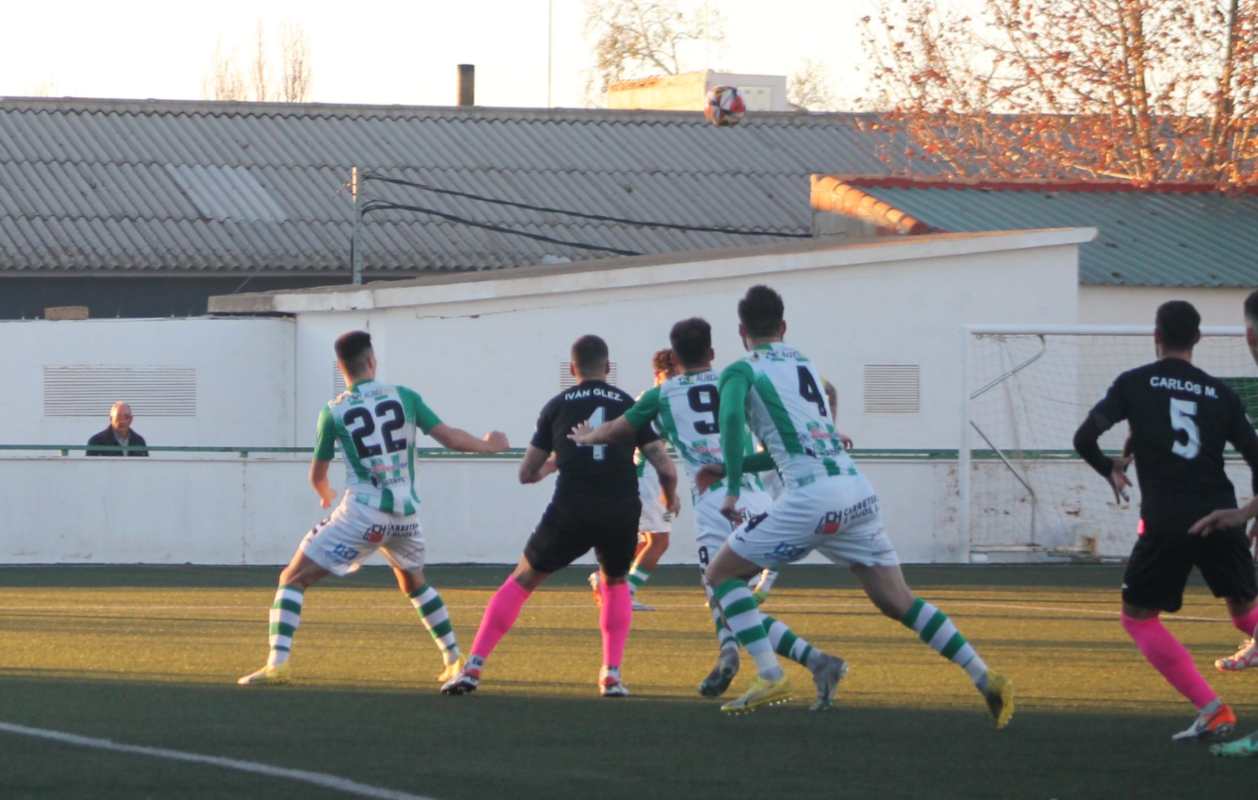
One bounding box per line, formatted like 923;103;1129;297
572;318;845;706
698;286;1013;724
237;330;509;687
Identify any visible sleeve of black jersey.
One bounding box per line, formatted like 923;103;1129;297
1225;391;1258;496
1074;374;1128;479
530;398;557;453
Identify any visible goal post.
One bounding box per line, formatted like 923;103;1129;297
960;324;1254;562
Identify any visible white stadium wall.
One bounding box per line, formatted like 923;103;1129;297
0;317;296;447
287;232;1086;454
1;230;1091;565
1080;286;1250;328
0;453;963;565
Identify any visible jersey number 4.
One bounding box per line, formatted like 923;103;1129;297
579;406;607;461
344;400;407;459
1169;398;1200;460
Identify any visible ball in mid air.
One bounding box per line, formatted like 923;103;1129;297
704;85;746;127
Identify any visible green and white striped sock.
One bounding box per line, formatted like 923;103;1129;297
714;579;783;680
703;581;738;652
763;615;823;670
410;585;460;664
627;567;651;596
267;584;303;667
901;598;988;687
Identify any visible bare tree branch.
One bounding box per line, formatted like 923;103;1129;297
584;0;724;93
861;0;1258;188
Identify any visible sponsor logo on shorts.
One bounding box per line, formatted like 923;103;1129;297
331;543;360;562
745;512;768;532
815;511;841;536
363;522;418;542
771;542;808;561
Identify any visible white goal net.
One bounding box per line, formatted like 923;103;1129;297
961;325;1256;561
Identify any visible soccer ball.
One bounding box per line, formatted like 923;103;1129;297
704;85;746;127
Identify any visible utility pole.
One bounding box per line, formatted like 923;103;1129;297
350;166;364;285
546;0;554;107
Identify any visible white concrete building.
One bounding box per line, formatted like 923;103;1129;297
1;230;1091;565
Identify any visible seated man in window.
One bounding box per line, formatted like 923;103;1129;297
87;401;149;456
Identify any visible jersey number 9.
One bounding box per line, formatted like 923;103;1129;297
687;385;719;434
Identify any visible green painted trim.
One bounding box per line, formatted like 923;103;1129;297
6;445;1248;462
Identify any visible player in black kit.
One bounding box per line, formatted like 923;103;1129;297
442;334;679;698
1074;300;1258;742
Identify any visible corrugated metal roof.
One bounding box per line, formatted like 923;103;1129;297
0;97;903;276
851;181;1258;288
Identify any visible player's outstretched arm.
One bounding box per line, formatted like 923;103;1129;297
1191;396;1258;536
642;440;680;516
429;423;509;454
308;459;336;508
569;415;636;446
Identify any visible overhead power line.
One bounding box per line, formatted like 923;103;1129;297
362;173;811;239
360;200;642;256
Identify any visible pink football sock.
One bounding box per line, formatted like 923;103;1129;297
1121;613;1218;709
468;577;532;664
1231;605;1258;638
599;580;633;669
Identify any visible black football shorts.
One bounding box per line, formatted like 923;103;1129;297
524;495;640;577
1122;514;1258;613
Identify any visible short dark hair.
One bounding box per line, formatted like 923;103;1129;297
651;348;676;376
1155;300;1201;351
334;330;374;376
669;317;712;368
738;285;785;338
571;334;609;377
1245;289;1258;327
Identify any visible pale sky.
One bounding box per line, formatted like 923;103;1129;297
0;0;917;109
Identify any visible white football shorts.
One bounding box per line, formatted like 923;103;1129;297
726;475;899;569
638;466;672;533
694;484;774;569
300;495;426;577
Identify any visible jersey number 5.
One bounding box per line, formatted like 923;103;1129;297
1169;398;1200;460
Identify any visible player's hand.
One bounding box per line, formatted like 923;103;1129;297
1107;457;1132;505
1189;507;1251;537
696;463;725;492
538;456;558;479
318;486;336;508
720;494;744;526
567;421;594;444
483;431;510;451
838;431;854;450
664;491;682;518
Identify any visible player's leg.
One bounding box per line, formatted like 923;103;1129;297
591;495;643;697
626;531;669;610
237;547;329;685
1198;526;1258;671
392;566;463;681
1120;528;1233;740
442;555;553;695
848;559;1010;726
380;520;464;681
697;534;740;697
444;504;581;695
